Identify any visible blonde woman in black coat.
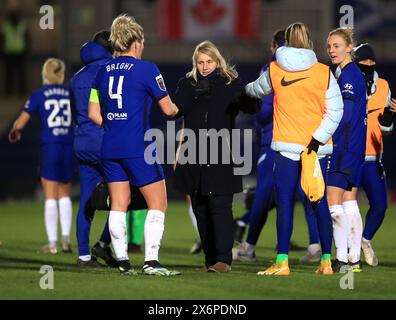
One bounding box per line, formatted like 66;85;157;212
174;40;258;272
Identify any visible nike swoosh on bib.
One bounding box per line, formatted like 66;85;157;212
368;108;382;114
281;77;308;86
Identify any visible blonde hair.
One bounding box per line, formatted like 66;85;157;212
285;22;313;49
110;14;144;53
42;58;65;85
328;27;354;47
186;40;238;85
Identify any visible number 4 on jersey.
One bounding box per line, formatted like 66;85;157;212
109;76;124;109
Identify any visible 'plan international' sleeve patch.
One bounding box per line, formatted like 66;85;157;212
156;75;167;91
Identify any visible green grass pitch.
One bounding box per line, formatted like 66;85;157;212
0;200;395;299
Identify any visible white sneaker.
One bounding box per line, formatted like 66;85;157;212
62;241;72;253
190;239;202;254
39;244;58;255
300;244;321;263
361;239;378;266
232;242;258;262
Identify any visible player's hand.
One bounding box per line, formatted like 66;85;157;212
389;98;396;113
378;104;395;127
306;137;320;154
8;128;22;143
238;90;261;114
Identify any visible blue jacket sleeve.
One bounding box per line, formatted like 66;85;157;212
69;82;78;125
255;94;274;127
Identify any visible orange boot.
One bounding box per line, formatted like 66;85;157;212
257;260;290;276
315;259;333;275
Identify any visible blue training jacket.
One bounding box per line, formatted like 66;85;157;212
254;63;274;149
254;51;280;149
70;42;112;164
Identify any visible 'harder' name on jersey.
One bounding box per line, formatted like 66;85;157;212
106;62;134;72
43;87;69;97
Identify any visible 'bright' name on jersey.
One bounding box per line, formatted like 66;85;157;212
106;62;134;72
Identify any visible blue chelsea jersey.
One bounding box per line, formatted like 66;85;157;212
24;84;74;145
93;56;168;159
333;62;367;156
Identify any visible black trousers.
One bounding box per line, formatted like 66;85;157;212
190;191;234;267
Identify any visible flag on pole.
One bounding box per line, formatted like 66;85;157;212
157;0;260;40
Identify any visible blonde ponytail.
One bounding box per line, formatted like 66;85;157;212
285;22;313;49
110;14;144;53
42;58;65;85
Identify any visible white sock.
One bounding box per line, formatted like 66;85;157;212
188;205;200;237
45;199;58;244
144;210;165;262
79;255;91;262
244;241;256;254
308;243;321;255
59;197;72;242
109;211;128;261
329;204;348;263
343;200;363;263
344;201;355;257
